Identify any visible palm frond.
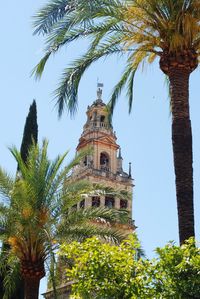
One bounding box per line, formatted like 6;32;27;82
32;0;126;81
58;223;126;244
44;16;122;55
63;147;92;174
33;0;200;117
33;0;115;36
90;184;132;201
40;153;69;206
55;45;123;117
62;206;129;227
126;69;136;114
33;0;71;35
9;145;30;178
108;64;135;116
0;251;20;299
0;140;133;297
0;169;13;201
31;52;51;80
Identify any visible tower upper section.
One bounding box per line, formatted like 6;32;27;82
73;85;132;186
79;86;115;145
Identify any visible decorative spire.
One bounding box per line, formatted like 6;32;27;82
97;82;103;102
128;162;132;178
118;147;122;159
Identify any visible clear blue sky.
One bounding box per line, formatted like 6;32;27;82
1;1;200;297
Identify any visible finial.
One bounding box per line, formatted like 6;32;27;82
97;82;103;101
118;147;122;159
128;162;132;178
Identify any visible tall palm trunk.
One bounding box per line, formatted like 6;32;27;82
24;277;40;299
22;259;45;299
169;67;195;244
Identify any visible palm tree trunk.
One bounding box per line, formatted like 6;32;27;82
169;68;195;244
24;277;40;299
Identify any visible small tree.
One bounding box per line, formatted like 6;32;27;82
59;235;150;299
19;99;38;165
60;237;200;299
152;239;200;298
0;100;38;299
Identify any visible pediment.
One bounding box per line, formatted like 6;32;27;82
94;135;117;146
77;134;118;150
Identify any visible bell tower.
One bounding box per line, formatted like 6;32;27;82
43;85;135;299
72;84;134;218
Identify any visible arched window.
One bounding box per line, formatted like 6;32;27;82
83;156;88;166
100;115;105;122
100;152;109;171
105;196;115;208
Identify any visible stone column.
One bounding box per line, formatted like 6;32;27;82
115;198;121;209
100;196;105;207
127;200;132;212
85;196;91;208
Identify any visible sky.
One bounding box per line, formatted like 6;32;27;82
0;1;200;298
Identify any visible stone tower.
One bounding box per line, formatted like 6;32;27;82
72;84;133;217
43;85;134;299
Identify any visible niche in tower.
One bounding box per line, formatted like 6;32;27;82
100;152;110;171
100;115;106;128
100;115;105;122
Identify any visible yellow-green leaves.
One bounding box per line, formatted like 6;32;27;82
59;237;200;299
33;0;200;116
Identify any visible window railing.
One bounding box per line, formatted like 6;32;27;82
89;121;110;129
100;165;110;172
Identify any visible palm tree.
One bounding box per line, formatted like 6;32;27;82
33;0;200;244
0;100;38;299
0;140;128;299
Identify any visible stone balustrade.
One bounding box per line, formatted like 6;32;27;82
72;165;131;183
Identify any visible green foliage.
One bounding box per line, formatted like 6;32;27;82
0;249;21;299
33;0;200;117
0;141;129;297
59;237;200;299
19;100;38;165
7;100;38;298
59;235;149;299
152;239;200;298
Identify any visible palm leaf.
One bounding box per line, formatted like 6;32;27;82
33;0;200;117
126;69;136;114
33;0;71;35
0;169;13;201
31;52;51;80
63;207;129;225
0;251;21;299
108;64;135;116
55;44;123;117
58;223;126;244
